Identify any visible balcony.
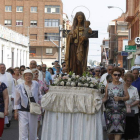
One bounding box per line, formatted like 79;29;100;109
125;0;134;22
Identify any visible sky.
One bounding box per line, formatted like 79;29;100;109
62;0;126;62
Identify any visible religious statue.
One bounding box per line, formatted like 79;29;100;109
65;12;92;75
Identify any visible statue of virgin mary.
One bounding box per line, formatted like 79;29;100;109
65;12;89;75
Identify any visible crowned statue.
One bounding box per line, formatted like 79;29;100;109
65;12;92;75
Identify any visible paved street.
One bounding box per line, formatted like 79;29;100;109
2;116;140;140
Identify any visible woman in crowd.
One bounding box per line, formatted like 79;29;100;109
14;69;40;140
48;67;55;83
31;68;48;140
13;67;21;81
0;82;9;139
102;67;129;140
93;67;101;82
123;73;139;140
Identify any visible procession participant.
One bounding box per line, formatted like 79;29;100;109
20;65;25;72
41;64;47;81
0;82;9;139
14;69;40;140
0;63;15;126
102;67;129;140
48;68;55;83
13;67;21;81
61;67;67;77
131;68;140;118
31;69;48;140
123;73;139;140
37;65;42;71
52;60;59;74
100;64;114;86
93;67;101;81
30;60;43;81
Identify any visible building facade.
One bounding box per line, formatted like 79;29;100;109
0;24;29;68
100;38;109;67
125;0;140;69
107;16;128;69
0;0;63;66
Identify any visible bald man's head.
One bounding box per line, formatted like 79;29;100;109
30;60;37;69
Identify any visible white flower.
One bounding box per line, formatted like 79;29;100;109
91;78;98;84
84;83;89;87
68;78;71;82
81;77;86;81
71;82;76;87
90;84;94;88
72;75;76;78
54;81;58;85
78;82;82;87
87;77;91;81
60;81;65;86
66;82;71;86
76;75;80;78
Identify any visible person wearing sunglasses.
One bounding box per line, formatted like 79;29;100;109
100;64;114;86
102;67;129;140
93;67;101;81
122;73;139;140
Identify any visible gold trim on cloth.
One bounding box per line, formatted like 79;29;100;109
41;86;102;114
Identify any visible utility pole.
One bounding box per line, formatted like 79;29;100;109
58;25;62;65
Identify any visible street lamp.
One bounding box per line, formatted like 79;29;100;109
107;6;124;14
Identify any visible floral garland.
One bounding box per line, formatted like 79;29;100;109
52;72;105;90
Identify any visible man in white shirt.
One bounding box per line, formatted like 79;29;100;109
30;60;43;81
100;64;114;86
0;63;15;125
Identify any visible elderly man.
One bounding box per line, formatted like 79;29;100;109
0;63;15;126
42;64;52;85
30;60;43;81
100;64;114;86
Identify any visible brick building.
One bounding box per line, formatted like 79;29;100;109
125;0;140;68
0;0;63;66
107;16;128;69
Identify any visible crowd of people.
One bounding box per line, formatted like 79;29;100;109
0;61;140;140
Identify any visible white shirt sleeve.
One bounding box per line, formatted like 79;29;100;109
134;88;140;101
38;71;43;81
100;73;107;86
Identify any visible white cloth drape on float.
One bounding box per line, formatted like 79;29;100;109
41;110;103;140
41;86;103;140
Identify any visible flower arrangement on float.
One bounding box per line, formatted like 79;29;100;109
52;71;105;91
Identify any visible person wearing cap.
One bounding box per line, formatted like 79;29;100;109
14;69;40;140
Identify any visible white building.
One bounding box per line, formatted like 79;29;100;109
0;24;29;68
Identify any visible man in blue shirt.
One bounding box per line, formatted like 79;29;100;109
132;69;140;94
52;60;59;74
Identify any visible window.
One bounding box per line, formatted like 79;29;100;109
30;34;37;40
30;48;36;54
30;20;37;26
5;20;12;25
45;19;60;27
46;48;53;54
45;5;60;13
16;20;23;26
31;7;37;13
5;6;12;12
16;6;23;12
44;33;59;41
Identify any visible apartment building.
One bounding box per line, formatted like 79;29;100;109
107;16;128;69
125;0;140;68
0;0;63;66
